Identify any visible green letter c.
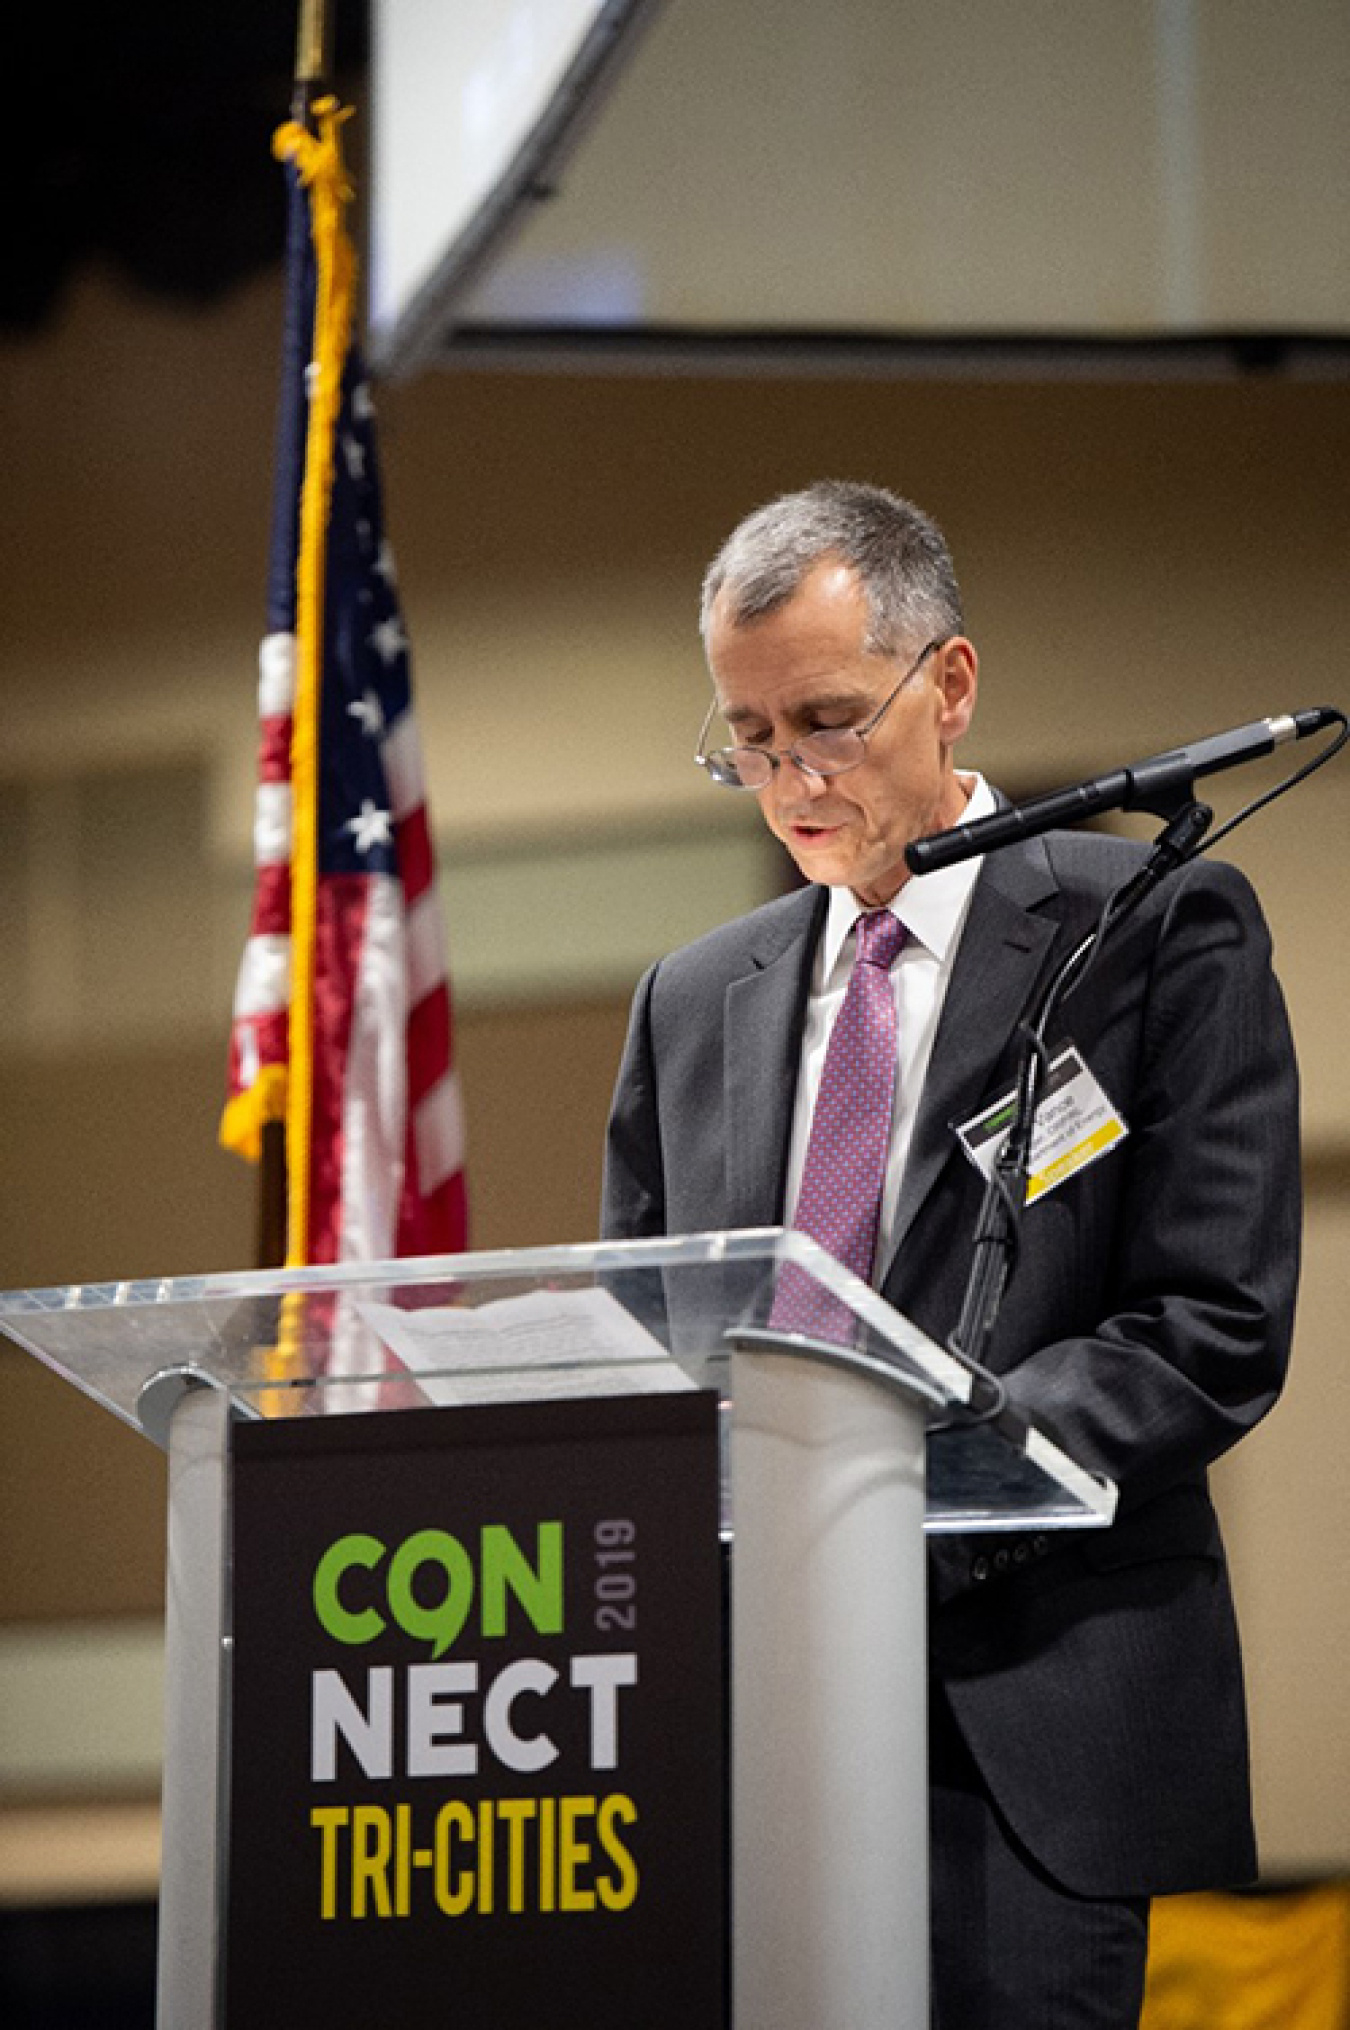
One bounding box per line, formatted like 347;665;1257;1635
313;1533;387;1645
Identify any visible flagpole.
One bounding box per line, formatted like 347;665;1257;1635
292;0;333;122
256;1124;288;1269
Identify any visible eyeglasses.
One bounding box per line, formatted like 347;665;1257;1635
695;639;944;791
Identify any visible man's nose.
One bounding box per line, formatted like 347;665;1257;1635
772;751;830;802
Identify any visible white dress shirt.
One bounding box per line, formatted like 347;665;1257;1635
782;772;996;1274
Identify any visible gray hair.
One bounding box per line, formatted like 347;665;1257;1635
700;480;964;656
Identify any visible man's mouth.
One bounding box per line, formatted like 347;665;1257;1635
786;819;845;840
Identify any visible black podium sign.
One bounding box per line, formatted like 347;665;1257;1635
225;1390;725;2028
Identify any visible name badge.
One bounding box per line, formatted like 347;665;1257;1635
956;1044;1127;1204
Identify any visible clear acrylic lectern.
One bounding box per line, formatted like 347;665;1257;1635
0;1227;1115;2030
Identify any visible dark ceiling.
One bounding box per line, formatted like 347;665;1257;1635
6;4;369;333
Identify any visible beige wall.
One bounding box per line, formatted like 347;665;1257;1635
0;270;1347;1890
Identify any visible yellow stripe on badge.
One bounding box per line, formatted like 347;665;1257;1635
1026;1119;1128;1203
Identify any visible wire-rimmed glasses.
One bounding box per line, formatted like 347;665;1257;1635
695;638;943;790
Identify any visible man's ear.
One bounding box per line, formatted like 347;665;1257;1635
937;637;978;744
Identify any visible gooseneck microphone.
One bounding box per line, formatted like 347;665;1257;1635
906;707;1340;875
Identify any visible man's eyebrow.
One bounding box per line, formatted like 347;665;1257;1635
720;688;869;727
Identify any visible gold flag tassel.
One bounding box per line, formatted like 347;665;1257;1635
253;94;357;1401
272;97;357;1271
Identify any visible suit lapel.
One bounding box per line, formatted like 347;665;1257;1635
881;838;1062;1287
724;885;826;1228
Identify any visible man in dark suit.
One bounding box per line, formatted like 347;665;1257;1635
602;482;1301;2026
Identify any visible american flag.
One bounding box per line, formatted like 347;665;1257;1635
221;101;467;1267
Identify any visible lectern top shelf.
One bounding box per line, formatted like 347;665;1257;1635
0;1226;1115;1534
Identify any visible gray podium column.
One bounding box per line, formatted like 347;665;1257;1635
147;1374;231;2029
731;1346;929;2030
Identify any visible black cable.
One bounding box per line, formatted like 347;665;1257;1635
1195;707;1348;857
1034;708;1347;1032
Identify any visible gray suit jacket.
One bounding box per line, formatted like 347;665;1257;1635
602;831;1301;1896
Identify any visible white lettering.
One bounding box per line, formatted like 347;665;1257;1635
483;1658;560;1773
406;1661;479;1777
311;1666;393;1781
570;1653;638;1769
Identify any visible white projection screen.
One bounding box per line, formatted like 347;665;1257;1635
368;0;658;372
369;0;1350;379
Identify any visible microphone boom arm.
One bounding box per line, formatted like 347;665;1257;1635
907;706;1340;877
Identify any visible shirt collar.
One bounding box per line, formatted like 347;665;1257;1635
818;771;997;977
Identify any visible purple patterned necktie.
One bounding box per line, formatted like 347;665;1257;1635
775;909;906;1338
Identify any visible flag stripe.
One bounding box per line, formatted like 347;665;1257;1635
253;783;294;867
258;632;297;715
406;981;451;1104
231;934;291;1021
403;873;447;1009
382;708;426;822
415;1070;468;1195
340;874;408;1261
395;805;434;911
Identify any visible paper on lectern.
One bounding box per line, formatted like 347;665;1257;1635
356;1286;693;1405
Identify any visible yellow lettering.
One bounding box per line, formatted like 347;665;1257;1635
538;1794;556;1913
559;1795;597;1912
311;1806;348;1921
351;1805;393;1918
596;1794;640;1911
496;1797;536;1914
312;1790;641;1922
477;1798;495;1913
433;1800;475;1916
394;1801;412;1917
